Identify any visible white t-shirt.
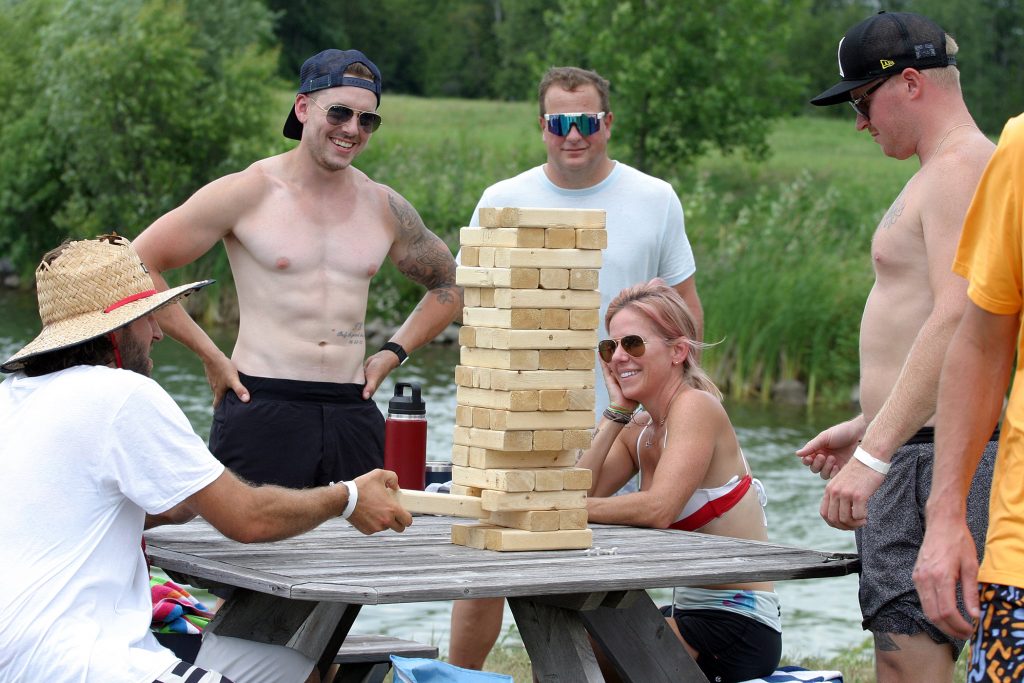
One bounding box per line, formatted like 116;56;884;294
0;365;225;683
469;162;698;413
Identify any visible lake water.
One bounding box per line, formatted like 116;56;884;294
0;290;865;658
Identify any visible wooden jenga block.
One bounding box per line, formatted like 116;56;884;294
463;307;542;330
451;444;470;466
465;448;577;469
545;228;577;249
566;349;596;369
538;389;568;412
566;388;595;411
526;467;590;492
494;288;601;310
457;266;538;289
539;268;570;290
569;269;600;290
488;409;594;431
576;229;608;249
471;407;491;429
484;509;560;532
539;350;569;370
463;287;481;307
454;405;474;427
487;528;594;551
462;246;480;267
559;509;589;530
533;430;565;451
453;466;535;492
479;288;495;307
457;386;539;412
480;489;587;512
561;467;593;490
534;468;565;491
494;248;602;269
569;309;600;330
562;429;593;449
478;247;496;268
478;207;605;229
454;368;593;389
452;426;533;451
457;326;476;347
450;484;484;497
489;329;596;351
460;227;545;248
451;523;491;549
460;347;540;371
540;309;569;329
460;326;496;349
398;490;483;518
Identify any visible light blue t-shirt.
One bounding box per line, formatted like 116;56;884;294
468;161;697;414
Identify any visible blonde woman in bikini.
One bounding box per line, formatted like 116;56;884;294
581;279;780;682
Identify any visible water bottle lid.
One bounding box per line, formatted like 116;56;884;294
389;382;425;415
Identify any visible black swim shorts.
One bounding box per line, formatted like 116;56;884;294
209;372;385;488
659;606;781;682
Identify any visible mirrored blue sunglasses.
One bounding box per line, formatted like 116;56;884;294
543;112;606;137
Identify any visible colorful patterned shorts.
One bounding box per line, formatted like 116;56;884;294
968;583;1024;682
152;660;234;683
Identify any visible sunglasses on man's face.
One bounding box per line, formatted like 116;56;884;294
848;77;889;120
543;112;606;137
309;98;382;133
598;335;650;363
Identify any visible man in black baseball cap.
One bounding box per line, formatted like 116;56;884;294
797;11;998;683
131;45;459;502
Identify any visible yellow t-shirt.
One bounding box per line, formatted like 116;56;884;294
953;113;1024;588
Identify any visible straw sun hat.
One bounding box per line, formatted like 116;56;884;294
1;234;212;372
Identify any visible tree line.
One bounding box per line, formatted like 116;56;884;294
1;0;1021;273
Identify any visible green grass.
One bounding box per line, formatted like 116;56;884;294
473;636;970;683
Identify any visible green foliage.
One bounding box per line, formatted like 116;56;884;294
0;0;280;271
542;0;809;173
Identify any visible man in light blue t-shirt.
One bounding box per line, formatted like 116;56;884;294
450;65;703;669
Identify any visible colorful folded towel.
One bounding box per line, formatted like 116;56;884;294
742;666;843;682
150;577;214;635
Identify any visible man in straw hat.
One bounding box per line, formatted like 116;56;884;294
0;234;412;682
794;11;996;682
132;48;459;491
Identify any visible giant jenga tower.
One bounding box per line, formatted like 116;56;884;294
449;207;605;551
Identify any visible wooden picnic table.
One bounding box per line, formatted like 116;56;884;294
144;515;858;682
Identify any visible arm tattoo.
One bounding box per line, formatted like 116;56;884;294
387;191;457;303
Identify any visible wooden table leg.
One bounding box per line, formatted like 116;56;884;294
508;596;603;683
206;589;361;676
578;590;708;683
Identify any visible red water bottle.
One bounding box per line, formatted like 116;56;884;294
383;382;427;490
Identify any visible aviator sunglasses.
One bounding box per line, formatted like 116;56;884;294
543;111;606;137
598;335;650;363
309;98;383;134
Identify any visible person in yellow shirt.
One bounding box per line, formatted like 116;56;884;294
913;113;1024;680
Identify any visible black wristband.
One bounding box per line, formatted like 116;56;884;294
380;341;408;365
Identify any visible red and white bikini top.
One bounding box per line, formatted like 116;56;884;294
636;426;767;531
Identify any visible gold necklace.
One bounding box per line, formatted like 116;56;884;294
931;123;975;159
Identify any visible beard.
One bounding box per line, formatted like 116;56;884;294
117;330;152;377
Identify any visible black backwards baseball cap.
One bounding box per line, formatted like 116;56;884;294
811;11;956;106
283;49;382;140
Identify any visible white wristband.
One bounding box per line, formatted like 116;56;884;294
853;446;891;475
341;480;359;519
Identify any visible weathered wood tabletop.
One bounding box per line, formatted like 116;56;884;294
145;516;858;682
